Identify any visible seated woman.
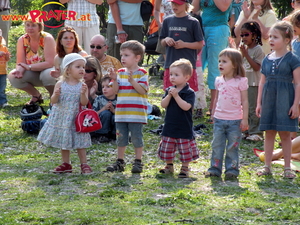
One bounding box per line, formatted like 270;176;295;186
83;56;103;104
255;136;300;162
8;17;56;104
51;26;88;78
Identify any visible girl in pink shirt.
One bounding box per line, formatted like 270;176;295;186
205;48;249;179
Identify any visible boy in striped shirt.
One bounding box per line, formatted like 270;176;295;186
107;40;148;173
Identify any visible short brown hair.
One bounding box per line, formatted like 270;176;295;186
120;40;145;57
170;58;192;76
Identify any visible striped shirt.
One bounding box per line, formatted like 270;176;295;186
115;68;148;124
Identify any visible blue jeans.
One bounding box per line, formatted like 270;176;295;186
208;118;242;176
116;122;143;148
94;110;115;135
0;75;7;105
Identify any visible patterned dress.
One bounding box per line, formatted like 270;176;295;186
37;81;91;150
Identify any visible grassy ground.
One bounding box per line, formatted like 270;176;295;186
1;26;300;225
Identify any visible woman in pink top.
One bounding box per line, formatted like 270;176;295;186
8;17;56;104
205;48;249;179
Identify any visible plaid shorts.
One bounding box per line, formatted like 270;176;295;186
158;136;199;163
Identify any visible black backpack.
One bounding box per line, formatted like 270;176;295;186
140;0;153;22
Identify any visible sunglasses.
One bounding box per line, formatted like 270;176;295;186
85;69;96;73
90;44;106;50
240;33;252;38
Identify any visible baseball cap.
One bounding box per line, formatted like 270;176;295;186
168;0;189;5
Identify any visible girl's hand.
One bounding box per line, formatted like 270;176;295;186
165;37;176;47
240;119;249;132
239;44;248;57
256;105;261;118
289;105;299;119
53;86;61;97
50;68;61;78
81;83;88;94
252;5;262;20
241;1;251;19
109;67;117;80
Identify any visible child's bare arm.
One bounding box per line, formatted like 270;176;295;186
174;40;203;50
80;83;89;106
128;73;147;95
109;68;119;94
161;92;172;109
240;89;249;131
169;88;192;111
256;74;265;118
51;82;62;104
290;67;300;119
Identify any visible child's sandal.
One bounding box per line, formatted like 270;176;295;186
178;166;189;178
257;165;272;176
283;167;296;179
159;164;174;174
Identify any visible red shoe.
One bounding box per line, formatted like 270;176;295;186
81;164;93;175
53;162;72;174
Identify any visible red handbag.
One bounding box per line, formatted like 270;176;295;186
75;102;102;133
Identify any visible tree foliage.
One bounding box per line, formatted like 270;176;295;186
272;0;293;20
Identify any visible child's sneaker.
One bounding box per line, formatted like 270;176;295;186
53;162;72;174
81;164;93;175
106;159;126;172
131;159;143;173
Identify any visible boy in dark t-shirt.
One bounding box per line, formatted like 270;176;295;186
158;59;199;178
160;0;203;91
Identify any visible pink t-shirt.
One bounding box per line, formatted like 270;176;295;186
214;76;248;120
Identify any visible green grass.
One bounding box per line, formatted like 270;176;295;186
1;27;300;225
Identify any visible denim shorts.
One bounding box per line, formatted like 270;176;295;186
116;122;144;148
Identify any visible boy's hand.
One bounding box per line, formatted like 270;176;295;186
109;67;117;80
168;87;179;97
165;37;176;47
174;40;185;49
128;71;134;83
81;83;88;94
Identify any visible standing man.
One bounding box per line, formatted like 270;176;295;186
0;0;11;46
59;0;103;54
107;0;144;61
90;34;122;77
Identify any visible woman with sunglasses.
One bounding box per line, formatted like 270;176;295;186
192;0;232;119
51;26;88;78
83;56;103;104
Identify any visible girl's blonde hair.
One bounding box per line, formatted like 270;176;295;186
250;0;273;14
290;9;300;28
219;48;245;78
85;56;102;82
270;21;294;51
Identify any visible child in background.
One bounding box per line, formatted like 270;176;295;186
234;0;277;55
92;76;117;143
160;0;203;92
38;53;93;175
205;48;248;179
158;58;199;178
0;29;10;107
240;21;265;141
194;50;207;119
283;0;300;21
107;40;148;173
256;21;300;179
